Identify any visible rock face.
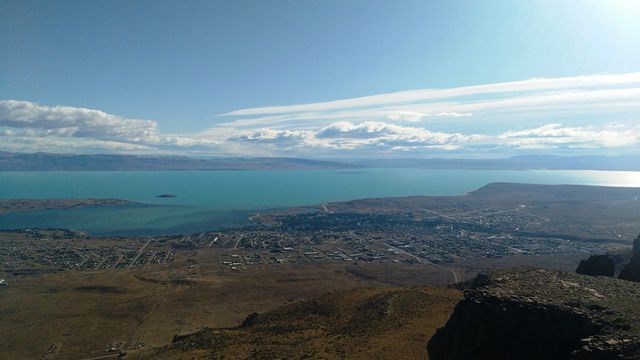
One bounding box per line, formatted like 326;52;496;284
427;268;640;360
576;254;615;277
619;235;640;282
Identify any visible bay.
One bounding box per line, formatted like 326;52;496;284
1;169;639;235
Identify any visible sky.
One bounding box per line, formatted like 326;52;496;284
1;0;639;158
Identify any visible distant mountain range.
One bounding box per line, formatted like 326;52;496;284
0;152;355;171
358;155;640;171
1;151;639;171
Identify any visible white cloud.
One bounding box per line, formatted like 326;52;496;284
315;121;459;143
0;100;158;143
0;100;222;153
499;123;640;149
2;72;640;157
228;121;640;154
385;111;472;122
217;78;640;131
230;128;313;144
228;121;486;154
0;135;157;153
223;72;640;116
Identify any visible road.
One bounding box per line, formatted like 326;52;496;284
514;208;550;222
127;239;151;269
383;241;460;284
80;354;120;360
233;234;245;249
421;208;461;222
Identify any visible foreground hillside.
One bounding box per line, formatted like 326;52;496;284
126;287;462;360
121;266;640;360
0;254;453;360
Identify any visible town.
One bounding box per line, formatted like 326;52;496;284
0;200;631;281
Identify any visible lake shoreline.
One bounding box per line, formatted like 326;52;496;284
2;169;639;235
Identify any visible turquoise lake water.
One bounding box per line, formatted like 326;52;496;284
1;169;640;235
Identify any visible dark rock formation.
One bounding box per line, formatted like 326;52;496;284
240;312;259;327
576;254;615;277
619;235;640;282
170;327;216;348
427;268;640;360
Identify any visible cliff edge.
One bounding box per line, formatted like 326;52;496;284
619;234;640;282
427;268;640;360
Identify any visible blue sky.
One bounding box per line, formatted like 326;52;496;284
1;0;639;158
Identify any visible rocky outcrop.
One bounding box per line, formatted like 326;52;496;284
240;312;259;327
619;235;640;282
427;268;640;360
576;254;615;277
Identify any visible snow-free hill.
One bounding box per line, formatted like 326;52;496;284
125;287;462;360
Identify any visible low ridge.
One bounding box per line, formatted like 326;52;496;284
124;287;461;360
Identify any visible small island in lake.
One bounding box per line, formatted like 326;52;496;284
156;194;178;198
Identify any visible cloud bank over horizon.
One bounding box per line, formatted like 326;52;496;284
2;72;640;158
